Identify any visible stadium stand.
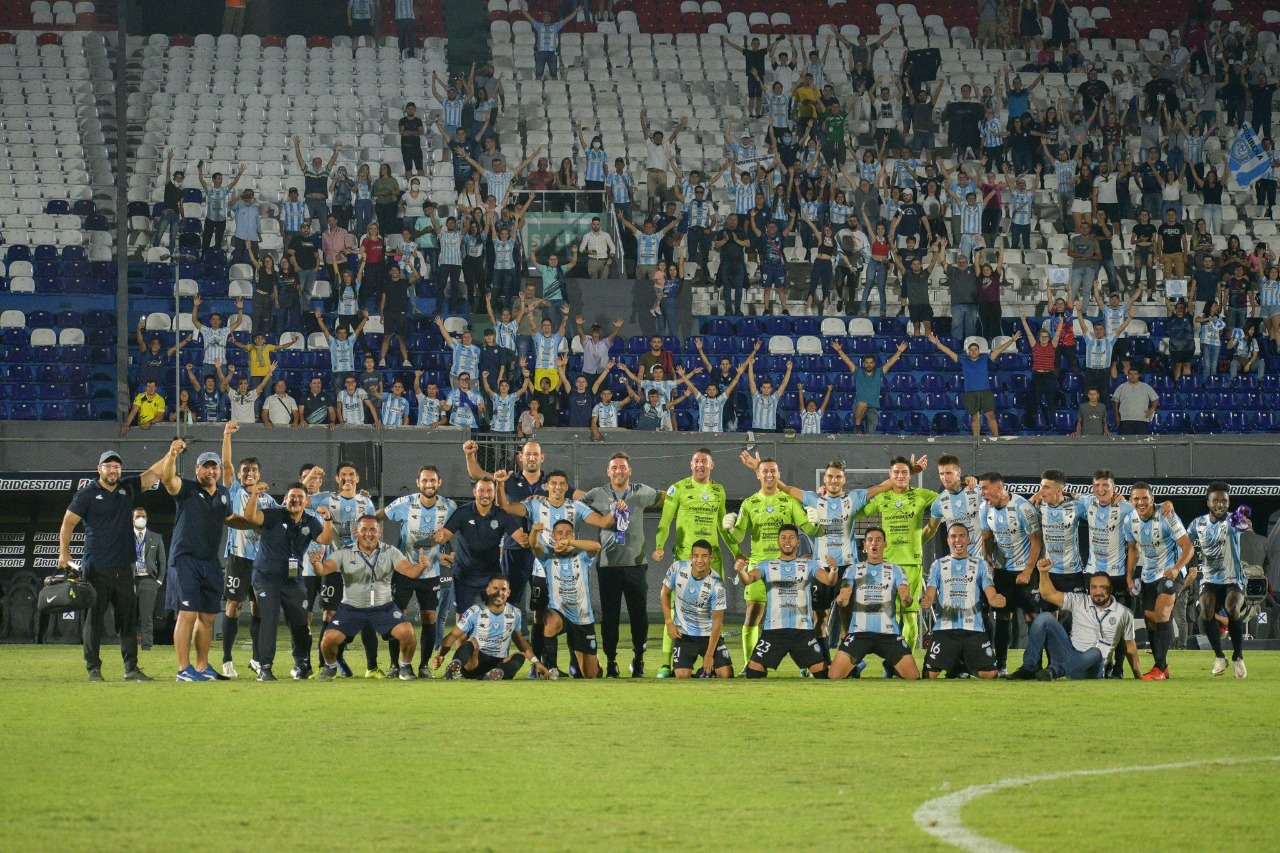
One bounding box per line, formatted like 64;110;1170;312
0;0;1278;434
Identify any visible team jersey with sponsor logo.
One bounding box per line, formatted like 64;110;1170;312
540;548;597;625
311;491;376;549
225;480;278;559
381;494;457;578
843;560;906;635
523;496;594;577
930;487;983;557
858;488;939;567
927;555;995;632
1123;511;1188;583
1039;499;1085;574
756;558;821;630
1187;514;1243;586
1080;496;1135;576
663;561;728;637
655;477;728;572
801;489;869;567
457;603;522;657
730;491;809;563
980;495;1040;571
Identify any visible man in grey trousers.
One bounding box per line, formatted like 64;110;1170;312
132;507;167;650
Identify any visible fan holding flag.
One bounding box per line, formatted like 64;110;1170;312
1228;123;1278;215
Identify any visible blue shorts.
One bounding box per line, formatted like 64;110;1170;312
166;555;223;613
1261;304;1280;319
327;601;410;640
761;262;786;288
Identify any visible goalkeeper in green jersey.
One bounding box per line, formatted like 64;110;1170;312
723;455;810;666
652;449;728;678
856;455;937;653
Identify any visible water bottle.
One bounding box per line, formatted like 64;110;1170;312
614;502;630;545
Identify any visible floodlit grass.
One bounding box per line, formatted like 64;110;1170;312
0;639;1275;852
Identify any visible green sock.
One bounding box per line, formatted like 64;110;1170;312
661;630;674;668
742;624;760;664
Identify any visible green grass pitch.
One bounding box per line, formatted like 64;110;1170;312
1;637;1276;852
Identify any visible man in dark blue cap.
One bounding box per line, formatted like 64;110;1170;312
60;446;173;681
159;438;237;681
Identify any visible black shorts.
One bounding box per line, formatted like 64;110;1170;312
1041;572;1086;612
964;390;996;415
924;629;997;674
908;303;934;322
530;575;548;611
1140;575;1185;612
1200;582;1242;609
351;19;373;37
319;573;344;611
747;74;763;98
552;611;598;656
384;312;408;336
327;601;410;640
392;572;441;614
993;568;1038;615
1171;347;1194;365
166;556;223;613
462;652;526;680
750;628;825;670
671;635;733;671
837;631;911;666
223;555;254;602
1111;338;1129;362
1106;575;1132;610
811;576;840;612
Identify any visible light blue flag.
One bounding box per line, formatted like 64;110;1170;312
1228;123;1270;189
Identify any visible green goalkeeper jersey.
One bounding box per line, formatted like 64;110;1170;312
727;490;810;562
654;477;728;571
856;487;939;567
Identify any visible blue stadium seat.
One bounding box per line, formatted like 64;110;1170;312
1222;411;1249;433
876;413;901;434
1052;410;1078;434
918;372;948;391
1253;412;1279;432
45;200;70;214
923;392;951;411
42;403;70;420
1004;374;1030;393
127;201;150;217
790;318;820;336
735;318;763;337
72;200;96;216
932;412;958;434
821;412;842;432
997;413;1020;434
885;373;916;392
1060;373;1081;392
9;402;37;420
902;412;930;434
626;335;649;354
701;318;733;336
182;188;204;203
847;336;876;354
761;317;792;336
85;214;110;231
71;402;92;420
1192;412;1221;433
784;412;801;431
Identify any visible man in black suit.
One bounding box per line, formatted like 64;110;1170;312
132;508;167;650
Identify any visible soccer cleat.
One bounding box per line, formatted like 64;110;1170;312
1234;659;1247;679
997;667;1010;679
444;660;463;680
1140;666;1168;681
1212;657;1229;676
87;668;104;682
175;666;201;682
397;664;417;681
525;667;539;680
1008;668;1038;681
655;665;673;679
336;658;353;678
482;668;505;681
248;659;262;676
800;669;813;678
291;663;313;681
544;668;561;680
257;665;278;682
199;667;230;681
568;662;581;679
418;663;434;680
222;661;239;679
605;660;621;678
364;667;386;679
1034;669;1057;681
629;657;645;678
853;660;867;678
316;665;338;681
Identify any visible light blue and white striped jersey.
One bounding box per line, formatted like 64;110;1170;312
1200;315;1225;347
730;142;756;162
446;389;479;427
858;159;879;184
439;230;463;266
417;393;444;426
679;177;707;200
541;548;597;624
205;185;230;221
533;332;564;369
1184;134;1205;164
1053;159;1077;194
1259;278;1280;308
981;495;1041;570
685;198;713;228
336;280;359;316
800;199;822;225
450;341;480;377
733;181;756;214
927;555;995;632
664;561;727;636
931;487;984;556
981;117;1004;148
637;233;662;265
484;169;513;207
882;196;900;222
495;319;518;351
591;400;619;428
311;491;376;548
356;179;373;200
801;488;869;567
382;493;457;577
1187;513;1243;586
751;391;779;430
199;327;231;365
642;378;677;406
1039;499;1085;573
756;558;821;630
490;393;517;432
894;157;921;189
472;97;497;126
584;147;607;182
441;97;464;127
1080;496;1135;576
329;335;356;373
605;171;633;203
948;180;973;214
766;93;792;127
282;199;307;231
492;238;516;270
338;388;368;424
381;394;409;426
843;560;906;635
694;391;725;432
225;480;278;559
828;202;850;226
800;411;822;434
532;20;564;52
524;497;593;557
349;0;373;18
1011;190;1033;225
457;603;522;657
1123;510;1188;583
805;59;825;87
1102;304;1127;335
393;0;414;18
1085;333;1116;369
960;202;982;235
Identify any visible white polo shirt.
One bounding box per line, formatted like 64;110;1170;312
1061;592;1136;655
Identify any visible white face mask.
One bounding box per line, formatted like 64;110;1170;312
591;141;601;149
134;517;147;530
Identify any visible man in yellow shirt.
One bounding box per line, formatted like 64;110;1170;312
121;381;166;434
234;330;300;379
793;74;821;133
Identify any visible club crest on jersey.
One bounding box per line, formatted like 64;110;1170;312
1107;616;1116;626
490;520;499;529
701;493;710;501
765;505;774;513
894;501;904;509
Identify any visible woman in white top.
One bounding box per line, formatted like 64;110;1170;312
1159;163;1187;222
399;177;427;231
456;173;483;210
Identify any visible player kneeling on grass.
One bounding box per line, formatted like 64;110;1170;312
919;524;1005;680
531;519;603;679
733;524;841;679
1009;563;1141;680
828;527;920;680
311;516;430;681
662;539;733;679
434;576;548;680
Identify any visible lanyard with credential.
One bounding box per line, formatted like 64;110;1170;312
1093;605;1114;648
357;546;380;607
136;535;147;576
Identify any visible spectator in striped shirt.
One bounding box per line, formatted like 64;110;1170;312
196;162;245;252
461;146;542;210
590;382;638;441
746;348;792;433
347;0;374;48
605;158;635;224
393;0;416;57
481;370;526;436
518;3;577;81
678;356;746;433
280;187;307;242
796;384;832;434
381;380;411;427
413;372;448;428
190;294;244;378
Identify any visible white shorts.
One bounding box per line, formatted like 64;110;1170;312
1070;199;1093;214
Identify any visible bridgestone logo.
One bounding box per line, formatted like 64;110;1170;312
0;533;25;542
0;559;25;568
1008;483;1280;497
0;546;23;555
35;533;82;542
33;558;59;568
0;479;74;490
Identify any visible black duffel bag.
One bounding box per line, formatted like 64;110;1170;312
38;569;97;613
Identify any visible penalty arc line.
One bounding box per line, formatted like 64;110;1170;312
913;755;1280;853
